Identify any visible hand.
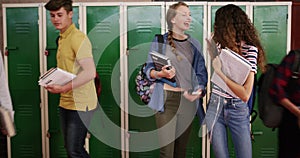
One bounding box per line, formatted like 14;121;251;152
45;84;65;94
205;37;219;60
1;128;8;136
161;65;176;79
183;90;201;102
212;56;222;75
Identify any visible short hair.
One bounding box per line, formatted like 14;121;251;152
44;0;73;12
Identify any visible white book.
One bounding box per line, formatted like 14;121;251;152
211;48;252;98
150;51;172;71
0;106;16;137
38;67;76;86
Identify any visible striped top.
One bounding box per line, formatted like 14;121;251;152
212;43;258;98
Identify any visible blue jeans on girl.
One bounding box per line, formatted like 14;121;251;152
205;93;252;158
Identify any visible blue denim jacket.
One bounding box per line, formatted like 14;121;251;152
144;33;208;123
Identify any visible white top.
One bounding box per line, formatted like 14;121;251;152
0;52;14;120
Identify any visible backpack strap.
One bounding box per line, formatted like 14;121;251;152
291;49;300;79
155;34;164;54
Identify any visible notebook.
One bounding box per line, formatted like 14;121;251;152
211;48;252;97
38;67;76;86
150;51;172;71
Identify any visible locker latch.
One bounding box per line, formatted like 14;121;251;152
44;49;49;56
5;48;8;56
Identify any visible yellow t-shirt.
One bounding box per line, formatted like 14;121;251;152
57;24;97;111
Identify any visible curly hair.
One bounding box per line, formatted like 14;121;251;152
166;2;189;61
213;4;266;72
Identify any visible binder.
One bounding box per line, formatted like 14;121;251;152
211;48;252;97
150;51;176;85
150;51;172;71
38;67;76;86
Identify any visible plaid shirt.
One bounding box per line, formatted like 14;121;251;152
269;50;300;106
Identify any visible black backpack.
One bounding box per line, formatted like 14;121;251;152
135;34;163;104
257;50;300;128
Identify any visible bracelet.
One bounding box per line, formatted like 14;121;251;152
154;71;161;79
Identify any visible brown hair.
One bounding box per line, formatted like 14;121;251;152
166;2;189;61
45;0;73;12
213;4;266;72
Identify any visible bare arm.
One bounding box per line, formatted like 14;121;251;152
213;56;254;102
45;57;96;93
280;98;300;117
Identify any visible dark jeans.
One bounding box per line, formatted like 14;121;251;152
155;90;196;158
59;107;94;158
278;109;300;158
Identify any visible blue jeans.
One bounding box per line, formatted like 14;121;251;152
205;93;252;158
59;107;94;158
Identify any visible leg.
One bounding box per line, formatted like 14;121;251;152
155;111;176;158
60;107;93;158
278;110;300;158
174;96;196;158
211;118;229;158
205;94;229;158
155;91;181;158
227;100;252;158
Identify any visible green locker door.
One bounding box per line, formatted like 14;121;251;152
127;5;162;158
86;6;121;158
252;5;288;158
5;7;42;158
209;5;247;158
45;7;79;158
184;5;205;158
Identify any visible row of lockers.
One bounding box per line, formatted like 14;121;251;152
2;2;291;158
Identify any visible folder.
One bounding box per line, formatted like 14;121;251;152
38;67;76;86
211;48;252;97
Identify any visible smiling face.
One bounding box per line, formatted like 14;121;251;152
49;7;73;33
171;5;192;34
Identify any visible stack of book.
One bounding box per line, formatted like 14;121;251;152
38;67;76;86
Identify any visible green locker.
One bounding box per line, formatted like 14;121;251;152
86;5;121;158
127;3;204;157
5;7;42;158
252;5;289;158
127;5;162;157
45;7;79;158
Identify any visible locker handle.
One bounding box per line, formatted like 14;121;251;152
5;46;18;56
46;46;57;50
47;129;60;138
126;48;138;56
252;131;263;135
6;46;18;50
